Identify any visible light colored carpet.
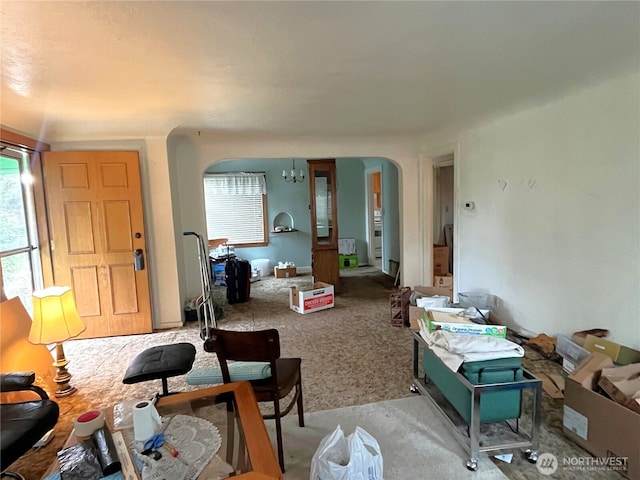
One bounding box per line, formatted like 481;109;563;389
7;271;614;480
266;395;508;480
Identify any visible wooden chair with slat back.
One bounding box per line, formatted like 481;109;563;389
203;328;304;473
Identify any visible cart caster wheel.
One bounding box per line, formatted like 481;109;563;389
410;384;419;394
525;450;538;463
466;460;478;471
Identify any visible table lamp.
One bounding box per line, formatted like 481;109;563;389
29;286;86;397
0;296;56;398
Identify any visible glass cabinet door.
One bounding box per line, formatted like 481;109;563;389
313;174;332;244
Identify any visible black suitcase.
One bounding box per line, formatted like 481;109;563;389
225;258;251;304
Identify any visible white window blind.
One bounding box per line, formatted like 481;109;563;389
203;173;267;246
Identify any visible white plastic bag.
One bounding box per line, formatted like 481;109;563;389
309;425;383;480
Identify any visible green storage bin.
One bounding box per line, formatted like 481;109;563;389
422;346;522;425
339;254;358;269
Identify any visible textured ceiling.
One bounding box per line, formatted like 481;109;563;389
1;1;638;142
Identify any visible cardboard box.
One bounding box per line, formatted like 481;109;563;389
410;306;492;330
339;254;358;269
568;352;614;390
338;238;356;255
433;274;453;289
598;364;640;414
289;282;334;314
584;335;640;365
433;245;450;276
274;266;297;278
423;310;507;338
409;306;424;331
563;377;640;479
556;334;591;375
539;373;564;399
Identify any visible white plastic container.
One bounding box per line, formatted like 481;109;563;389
556;334;590;374
251;259;270;278
416;295;450;309
458;292;491;309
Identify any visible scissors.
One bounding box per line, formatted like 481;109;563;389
143;433;165;452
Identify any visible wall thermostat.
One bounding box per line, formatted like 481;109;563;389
463;201;475;211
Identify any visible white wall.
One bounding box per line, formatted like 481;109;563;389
428;71;640;347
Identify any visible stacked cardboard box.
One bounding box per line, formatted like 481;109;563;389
289;282;334;314
433;245;453;292
274;266;297;278
433;245;449;276
583;335;640;365
563;337;640;479
408;286;454;330
598;364;640;414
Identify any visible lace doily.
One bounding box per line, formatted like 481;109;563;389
134;414;222;480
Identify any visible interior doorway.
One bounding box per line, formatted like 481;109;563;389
432;154;454;282
365;166;383;271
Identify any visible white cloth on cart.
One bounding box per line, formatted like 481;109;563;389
418;318;524;371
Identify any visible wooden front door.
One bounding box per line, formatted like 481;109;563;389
43;151;152;338
308;159;340;288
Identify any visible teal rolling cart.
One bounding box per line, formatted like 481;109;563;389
410;331;542;472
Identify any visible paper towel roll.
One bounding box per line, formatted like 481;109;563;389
74;410;105;438
132;400;161;442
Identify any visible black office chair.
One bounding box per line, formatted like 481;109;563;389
0;372;60;480
203;328;304;473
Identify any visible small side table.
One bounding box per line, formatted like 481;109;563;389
43;381;282;480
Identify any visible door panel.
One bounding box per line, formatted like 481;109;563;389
104;201;133;251
64;202;95;253
71;266;101;316
43;151;152;338
110;264;138;314
312;250;339;287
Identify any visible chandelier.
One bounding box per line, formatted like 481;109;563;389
282;159;305;183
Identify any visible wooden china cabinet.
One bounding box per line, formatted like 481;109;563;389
307;159;339;288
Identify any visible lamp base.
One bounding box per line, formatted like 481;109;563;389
54;384;77;398
53;342;77;397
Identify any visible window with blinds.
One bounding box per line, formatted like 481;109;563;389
203;173;268;246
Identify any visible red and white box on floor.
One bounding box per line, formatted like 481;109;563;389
289;282;335;314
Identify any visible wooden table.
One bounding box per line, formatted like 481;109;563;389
43;381;283;480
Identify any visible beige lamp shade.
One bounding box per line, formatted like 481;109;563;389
29;286;86;344
0;296;56;395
